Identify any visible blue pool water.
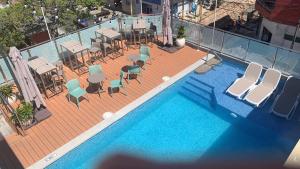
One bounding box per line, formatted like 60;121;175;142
48;59;297;169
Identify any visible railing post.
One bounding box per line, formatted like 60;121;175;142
27;49;32;59
272;47;279;68
53;39;61;61
77;31;82;45
220;31;225;53
244;39;251;61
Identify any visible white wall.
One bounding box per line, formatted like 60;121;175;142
259;18;300;51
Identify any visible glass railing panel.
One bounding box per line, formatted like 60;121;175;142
0;57;13;84
98;19;119;31
274;49;300;76
245;40;276;68
79;25;99;49
120;15;162;34
28;41;59;63
221;33;249;59
20;50;30;60
184;22;200;44
211;29;223;51
55;32;80;58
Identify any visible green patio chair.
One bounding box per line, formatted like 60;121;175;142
128;65;142;82
139;45;151;65
88;64;102;76
109;71;125;95
65;79;88;108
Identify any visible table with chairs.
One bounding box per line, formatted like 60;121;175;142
28;57;64;98
87;65;105;97
60;40;90;75
95;28;124;58
64;34;152;108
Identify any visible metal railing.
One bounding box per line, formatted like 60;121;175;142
0;14;163;84
172;18;300;77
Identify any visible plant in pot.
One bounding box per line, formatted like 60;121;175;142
11;102;33;127
0;84;16;104
176;25;186;47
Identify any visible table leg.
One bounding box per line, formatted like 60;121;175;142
121;35;124;56
69;54;74;72
41;74;48;98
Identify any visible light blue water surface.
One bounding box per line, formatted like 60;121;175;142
48;59;294;169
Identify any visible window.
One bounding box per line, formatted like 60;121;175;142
284;34;300;43
261;27;272;42
136;0;139;4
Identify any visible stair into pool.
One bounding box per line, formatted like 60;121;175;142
179;76;217;109
185;73;254;118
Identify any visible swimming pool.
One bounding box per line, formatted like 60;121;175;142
47;59;296;169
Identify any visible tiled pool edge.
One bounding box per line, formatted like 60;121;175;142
27;55;213;169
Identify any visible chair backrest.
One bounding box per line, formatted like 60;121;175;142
89;65;102;75
128;65;140;74
54;60;64;75
261;68;281;88
140;45;150;56
244;62;262;82
91;41;101;48
282;76;300;96
119;70;125;86
150;22;157;32
66;79;80;93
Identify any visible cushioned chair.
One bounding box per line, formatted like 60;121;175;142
65;79;88;108
128;65;142;83
109;71;125;95
139;45;151;66
88;64;102;76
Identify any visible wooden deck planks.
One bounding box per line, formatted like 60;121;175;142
1;44;206;168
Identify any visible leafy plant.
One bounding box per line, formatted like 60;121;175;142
0;84;14;99
11;102;33;125
177;25;186;39
0;3;35;49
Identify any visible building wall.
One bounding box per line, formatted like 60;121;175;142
256;0;300;26
142;1;162;14
259;18;300;51
122;0;140;15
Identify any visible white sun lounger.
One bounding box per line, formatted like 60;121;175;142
244;68;281;107
272;76;300;119
226;62;262;98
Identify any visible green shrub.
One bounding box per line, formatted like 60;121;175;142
11;102;33;125
0;84;14;99
177;25;186;39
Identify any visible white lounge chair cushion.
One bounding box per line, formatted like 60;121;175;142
245;85;274;106
227;78;256;98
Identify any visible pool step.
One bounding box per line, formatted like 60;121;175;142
182;85;212;102
186;79;213;95
179;78;217;108
179;87;213;109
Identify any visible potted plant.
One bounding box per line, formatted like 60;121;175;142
0;84;16;104
176;25;186;47
11;102;33;127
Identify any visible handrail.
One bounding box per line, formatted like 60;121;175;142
172;17;300;77
174;17;300;54
19;14;163;52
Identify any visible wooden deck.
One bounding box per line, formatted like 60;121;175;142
1;44;206;169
